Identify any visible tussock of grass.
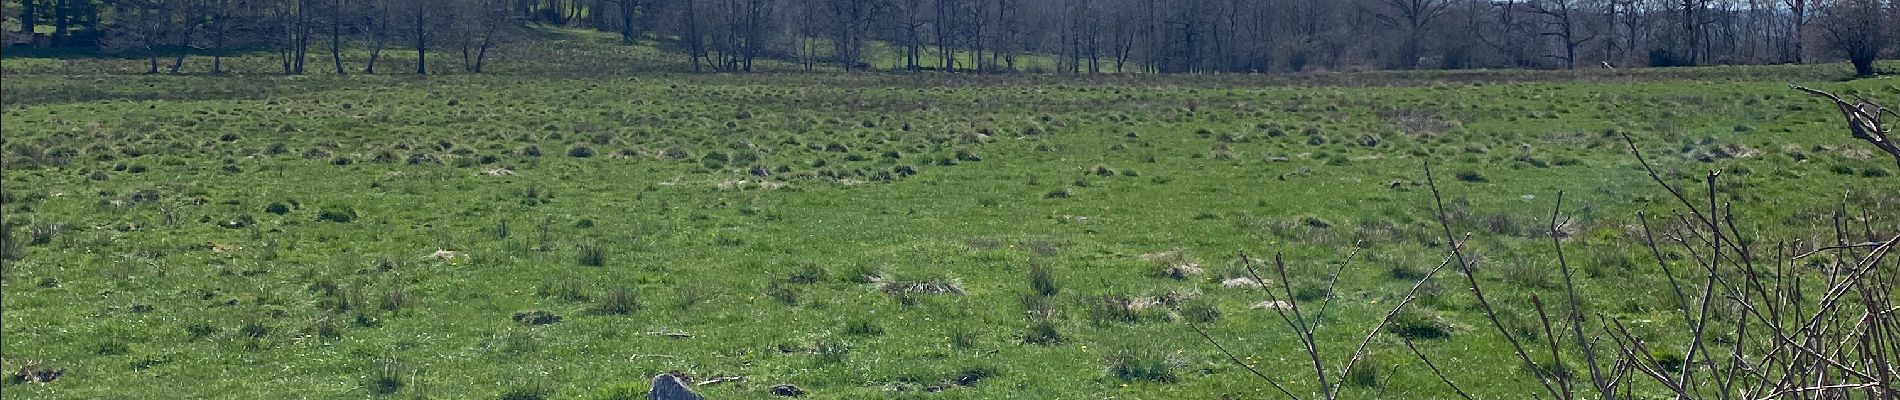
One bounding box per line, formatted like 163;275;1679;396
1104;348;1184;383
592;287;639;315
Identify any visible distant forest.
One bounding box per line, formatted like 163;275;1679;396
3;0;1895;75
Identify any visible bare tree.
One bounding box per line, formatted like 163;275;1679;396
704;0;769;72
966;0;988;72
678;0;706;72
165;0;206;74
607;0;643;42
20;0;37;35
403;0;452;74
274;0;312;74
54;0;70;43
739;0;768;72
1107;0;1139;72
1818;0;1888;76
328;0;346;74
456;0;510;73
1529;0;1603;70
893;0;927;71
827;0;881;71
1476;0;1546;68
933;0;959;71
100;0;169;74
1603;0;1645;65
1156;0;1211;73
792;0;823;70
207;0;227;73
1781;0;1810;63
409;0;428;74
362;0;392;73
1372;0;1456;69
992;0;1018;71
1676;0;1710;65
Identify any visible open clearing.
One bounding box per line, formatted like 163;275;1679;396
2;40;1898;399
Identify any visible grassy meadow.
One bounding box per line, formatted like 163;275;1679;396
2;31;1898;399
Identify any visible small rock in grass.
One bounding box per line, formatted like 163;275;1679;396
1220;277;1265;289
648;373;704;400
769;384;806;397
10;361;63;384
511;310;561;326
1252;300;1294;311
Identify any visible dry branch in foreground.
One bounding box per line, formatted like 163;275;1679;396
1792;84;1900;168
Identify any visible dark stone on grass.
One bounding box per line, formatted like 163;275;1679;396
316;208;356;223
949;368;992;386
648;373;703;400
511;310;562;326
10;362;63;384
223;215;256;229
768;384;805;397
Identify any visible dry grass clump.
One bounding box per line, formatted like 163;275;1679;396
1141;250;1203;279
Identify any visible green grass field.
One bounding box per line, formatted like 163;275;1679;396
2;31;1897;399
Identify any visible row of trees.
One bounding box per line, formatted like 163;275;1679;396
510;0;1900;74
8;0;509;74
6;0;1898;75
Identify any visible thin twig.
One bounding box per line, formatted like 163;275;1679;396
1549;191;1612;399
1401;336;1478;400
1312;243;1364;330
1271;253;1334;400
1423;160;1564;400
1188;320;1301;400
1332;250;1458;397
1530;294;1575;399
1792;242;1891;261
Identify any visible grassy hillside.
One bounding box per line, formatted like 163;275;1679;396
2;29;1897;399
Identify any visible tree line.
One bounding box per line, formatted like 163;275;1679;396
5;0;1896;75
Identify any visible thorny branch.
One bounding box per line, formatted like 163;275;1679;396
1200;136;1894;398
1792;84;1900;168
